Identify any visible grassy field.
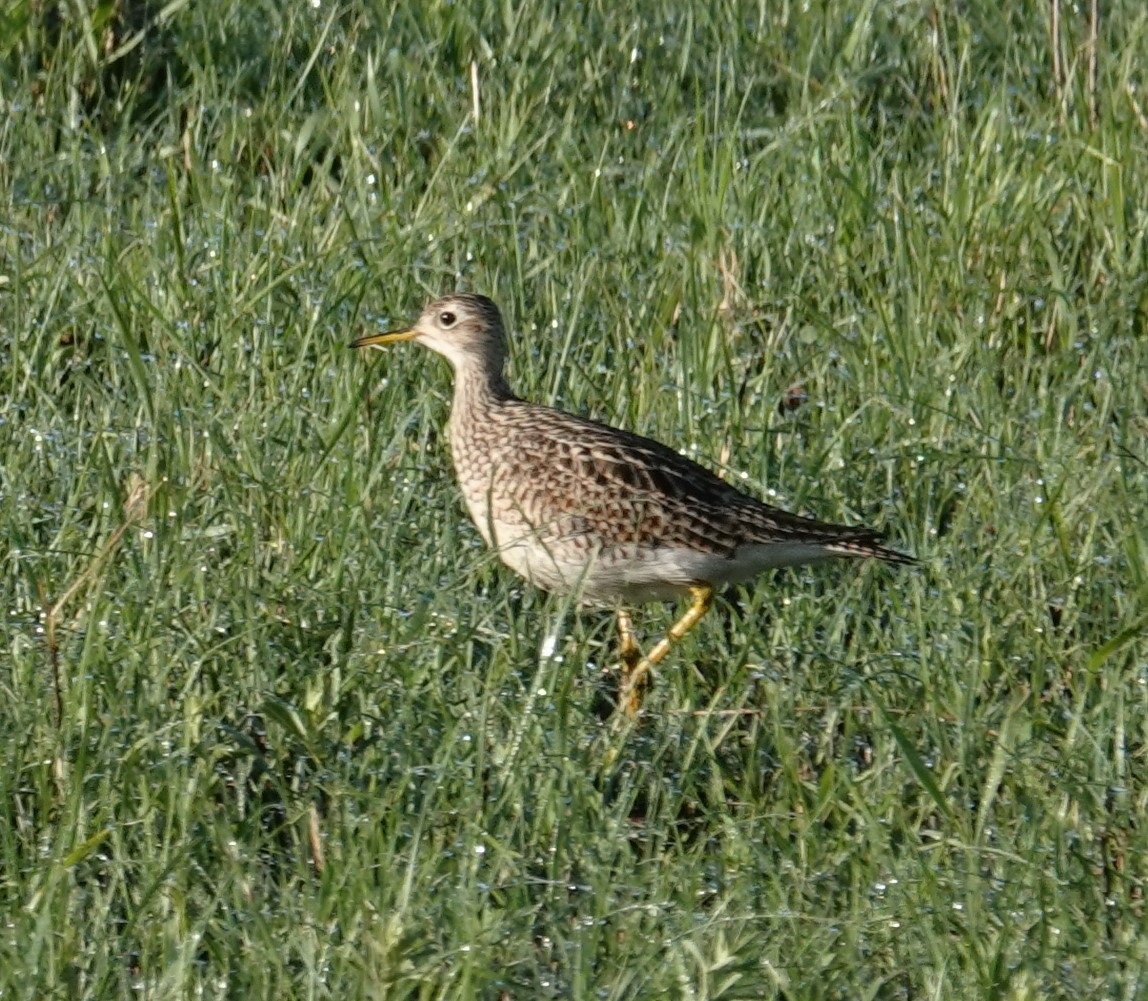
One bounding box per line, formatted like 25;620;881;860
2;0;1147;997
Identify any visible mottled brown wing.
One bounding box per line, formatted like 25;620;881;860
495;402;914;564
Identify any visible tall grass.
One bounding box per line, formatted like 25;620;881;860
2;0;1146;996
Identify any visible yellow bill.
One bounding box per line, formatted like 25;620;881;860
349;328;418;349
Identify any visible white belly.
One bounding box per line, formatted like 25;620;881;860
482;520;831;605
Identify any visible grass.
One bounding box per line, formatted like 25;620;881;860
2;0;1147;996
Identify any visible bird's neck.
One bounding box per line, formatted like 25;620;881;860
450;357;516;417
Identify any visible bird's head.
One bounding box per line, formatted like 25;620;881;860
352;293;508;374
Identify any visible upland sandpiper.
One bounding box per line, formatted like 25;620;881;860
353;293;915;716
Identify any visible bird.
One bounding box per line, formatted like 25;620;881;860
352;293;915;717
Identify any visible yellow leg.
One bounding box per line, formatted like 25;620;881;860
620;585;715;718
616;608;642;672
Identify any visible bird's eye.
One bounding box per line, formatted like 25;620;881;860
439;311;457;327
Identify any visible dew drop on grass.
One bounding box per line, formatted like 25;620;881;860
540;633;558;659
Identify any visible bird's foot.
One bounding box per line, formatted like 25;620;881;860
614;608;647;719
615;585;716;719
